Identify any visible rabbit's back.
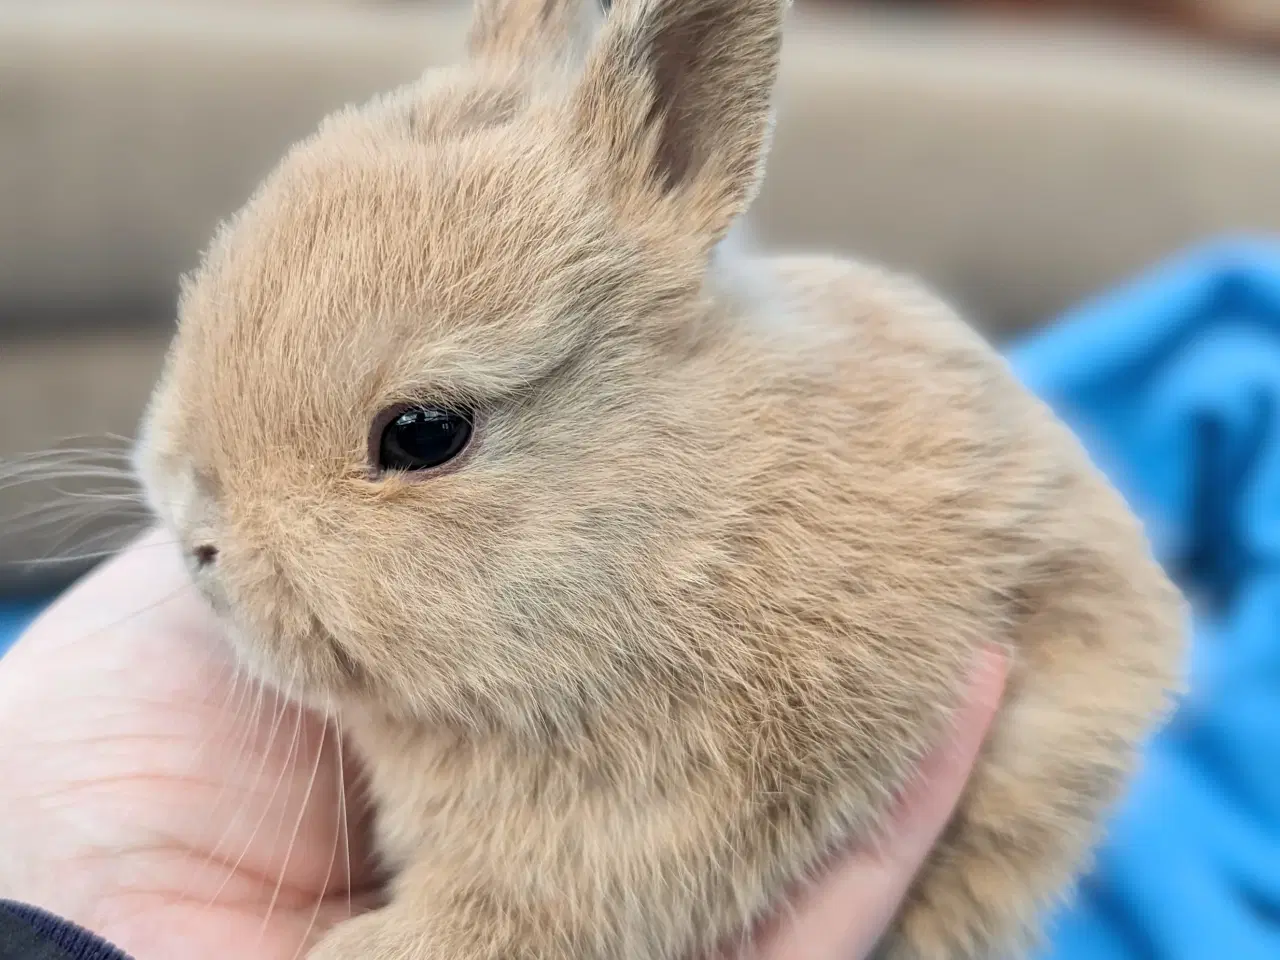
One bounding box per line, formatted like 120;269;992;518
751;254;1186;959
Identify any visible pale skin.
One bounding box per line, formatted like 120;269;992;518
0;529;1006;960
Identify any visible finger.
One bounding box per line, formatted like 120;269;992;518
747;647;1009;959
2;526;385;898
5;526;201;664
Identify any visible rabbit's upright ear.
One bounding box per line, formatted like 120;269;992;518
468;0;606;67
569;0;787;248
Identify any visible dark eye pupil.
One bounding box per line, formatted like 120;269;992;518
378;407;473;472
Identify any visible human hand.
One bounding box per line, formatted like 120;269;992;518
0;529;1004;960
0;527;373;959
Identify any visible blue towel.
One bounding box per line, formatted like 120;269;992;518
0;602;41;656
1010;238;1280;960
2;240;1279;958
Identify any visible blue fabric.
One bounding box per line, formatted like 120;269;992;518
1009;238;1280;960
0;603;42;657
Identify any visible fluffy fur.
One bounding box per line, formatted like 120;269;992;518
134;0;1187;957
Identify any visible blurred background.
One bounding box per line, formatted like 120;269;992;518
1;0;1279;602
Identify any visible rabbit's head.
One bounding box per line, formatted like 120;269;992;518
136;0;798;731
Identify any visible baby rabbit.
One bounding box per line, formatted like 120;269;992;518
134;0;1186;957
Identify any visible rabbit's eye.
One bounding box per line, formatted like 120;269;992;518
375;406;473;474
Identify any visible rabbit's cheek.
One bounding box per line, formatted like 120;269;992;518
215;606;347;709
189;548;341;706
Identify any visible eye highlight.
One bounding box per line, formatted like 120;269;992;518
372;405;474;474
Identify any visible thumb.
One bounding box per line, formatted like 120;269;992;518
743;648;1009;959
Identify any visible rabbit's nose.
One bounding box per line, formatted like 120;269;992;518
192;543;220;569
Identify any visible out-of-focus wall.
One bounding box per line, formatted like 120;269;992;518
2;0;1279;590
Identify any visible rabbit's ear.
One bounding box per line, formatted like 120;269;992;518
468;0;606;67
568;0;786;248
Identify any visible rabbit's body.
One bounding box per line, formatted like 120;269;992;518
135;1;1186;958
320;254;1179;960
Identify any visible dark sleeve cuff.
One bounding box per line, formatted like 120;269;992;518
0;902;132;960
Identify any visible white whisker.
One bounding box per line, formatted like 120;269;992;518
264;706;328;947
206;670;300;910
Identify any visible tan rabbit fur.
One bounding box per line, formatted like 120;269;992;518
133;0;1187;957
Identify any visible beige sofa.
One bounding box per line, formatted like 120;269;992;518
3;0;1280;589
